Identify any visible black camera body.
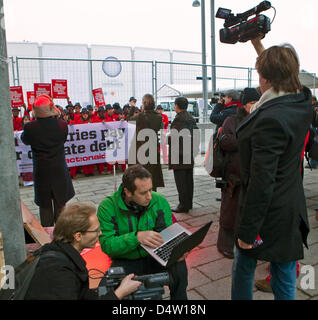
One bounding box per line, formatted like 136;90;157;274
215;178;227;189
216;1;272;44
98;266;170;300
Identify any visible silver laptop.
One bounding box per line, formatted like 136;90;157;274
141;221;212;267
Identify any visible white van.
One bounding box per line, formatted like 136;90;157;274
158;100;199;123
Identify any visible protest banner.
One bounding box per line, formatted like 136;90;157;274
52;79;68;99
34;83;52;97
10;86;24;108
15;122;136;174
26;91;35;110
92;88;106;107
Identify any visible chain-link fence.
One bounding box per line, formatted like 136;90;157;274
9;56;317;122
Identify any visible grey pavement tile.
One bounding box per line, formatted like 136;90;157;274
307;227;318;246
302;243;318;266
187;289;206;300
253;290;274;300
187;268;211;290
197;258;233;281
196;276;232;300
296;264;318;297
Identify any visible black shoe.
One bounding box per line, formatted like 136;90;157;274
172;207;190;213
217;248;234;259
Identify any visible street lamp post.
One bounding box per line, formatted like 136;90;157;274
193;0;208;123
210;0;216;97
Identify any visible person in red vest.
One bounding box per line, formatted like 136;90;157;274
12;107;23;131
156;105;169;164
73;103;82;122
80;108;95;177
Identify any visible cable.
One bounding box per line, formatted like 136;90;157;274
270;6;276;25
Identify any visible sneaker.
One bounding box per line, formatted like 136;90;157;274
255;279;273;293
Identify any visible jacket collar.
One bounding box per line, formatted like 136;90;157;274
236;87;311;134
116;184;157;215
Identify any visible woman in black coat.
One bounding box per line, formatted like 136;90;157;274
231;38;313;300
217;88;260;259
21;94;75;227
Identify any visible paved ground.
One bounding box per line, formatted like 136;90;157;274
19;164;318;300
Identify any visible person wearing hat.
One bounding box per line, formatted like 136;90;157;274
129;97;137;108
215;87;260;260
66;103;75;121
91;106;107;174
73;102;82;122
12;107;23;131
106;104;117;122
20;94;75;227
123;104;130;120
210;89;242;137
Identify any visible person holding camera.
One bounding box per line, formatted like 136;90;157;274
216;88;260;259
231;36;313;300
97;164;188;300
25;202;141;300
209;89;242;137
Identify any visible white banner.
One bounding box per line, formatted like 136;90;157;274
15;121;136;174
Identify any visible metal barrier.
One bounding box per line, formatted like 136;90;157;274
10;56;317;122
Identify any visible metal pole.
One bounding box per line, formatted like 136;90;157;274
200;0;208;123
0;0;26;268
210;0;216;98
87;47;94;106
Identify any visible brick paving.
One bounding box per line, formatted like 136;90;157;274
19;165;318;300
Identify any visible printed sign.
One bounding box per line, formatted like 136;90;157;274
34;83;52;97
92;88;106;107
10;86;24;108
52;79;68;99
26;91;35;110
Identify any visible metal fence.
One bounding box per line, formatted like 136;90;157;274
9;56;317;122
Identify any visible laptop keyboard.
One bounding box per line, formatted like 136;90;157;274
153;232;189;262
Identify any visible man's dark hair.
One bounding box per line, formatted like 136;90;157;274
122;164;152;194
174;97;188;110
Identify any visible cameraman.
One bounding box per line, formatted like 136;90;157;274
209;89;242;136
231;35;313;300
25;202;141;300
97;164;188;300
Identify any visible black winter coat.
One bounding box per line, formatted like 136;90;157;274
21;118;75;207
127;107;164;188
25;241;118;300
168;111;199;170
235;87;313;263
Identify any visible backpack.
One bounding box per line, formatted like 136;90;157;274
204;127;231;178
0;250;64;300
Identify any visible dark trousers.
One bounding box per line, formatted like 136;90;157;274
173;168;194;210
110;256;188;300
39;197;64;227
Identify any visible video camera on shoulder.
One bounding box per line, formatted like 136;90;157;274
216;1;274;44
98;266;170;300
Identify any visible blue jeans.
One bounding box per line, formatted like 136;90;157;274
231;248;297;300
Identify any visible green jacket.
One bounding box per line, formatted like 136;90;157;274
97;185;172;260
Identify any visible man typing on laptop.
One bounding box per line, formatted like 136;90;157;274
97;165;188;300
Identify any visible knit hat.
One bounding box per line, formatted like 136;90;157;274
240;88;261;106
33;94;60;118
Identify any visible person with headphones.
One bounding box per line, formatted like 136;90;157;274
97;164;188;300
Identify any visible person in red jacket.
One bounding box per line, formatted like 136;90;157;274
92;107;107;174
73;102;82;122
156;105;169;164
12;107;23;131
79;108;95;177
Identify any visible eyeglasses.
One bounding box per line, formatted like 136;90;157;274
84;227;101;233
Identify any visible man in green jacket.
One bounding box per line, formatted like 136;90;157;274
97;164;188;300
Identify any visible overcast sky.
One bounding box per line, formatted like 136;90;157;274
3;0;318;73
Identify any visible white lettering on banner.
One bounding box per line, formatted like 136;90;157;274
15;122;136;174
